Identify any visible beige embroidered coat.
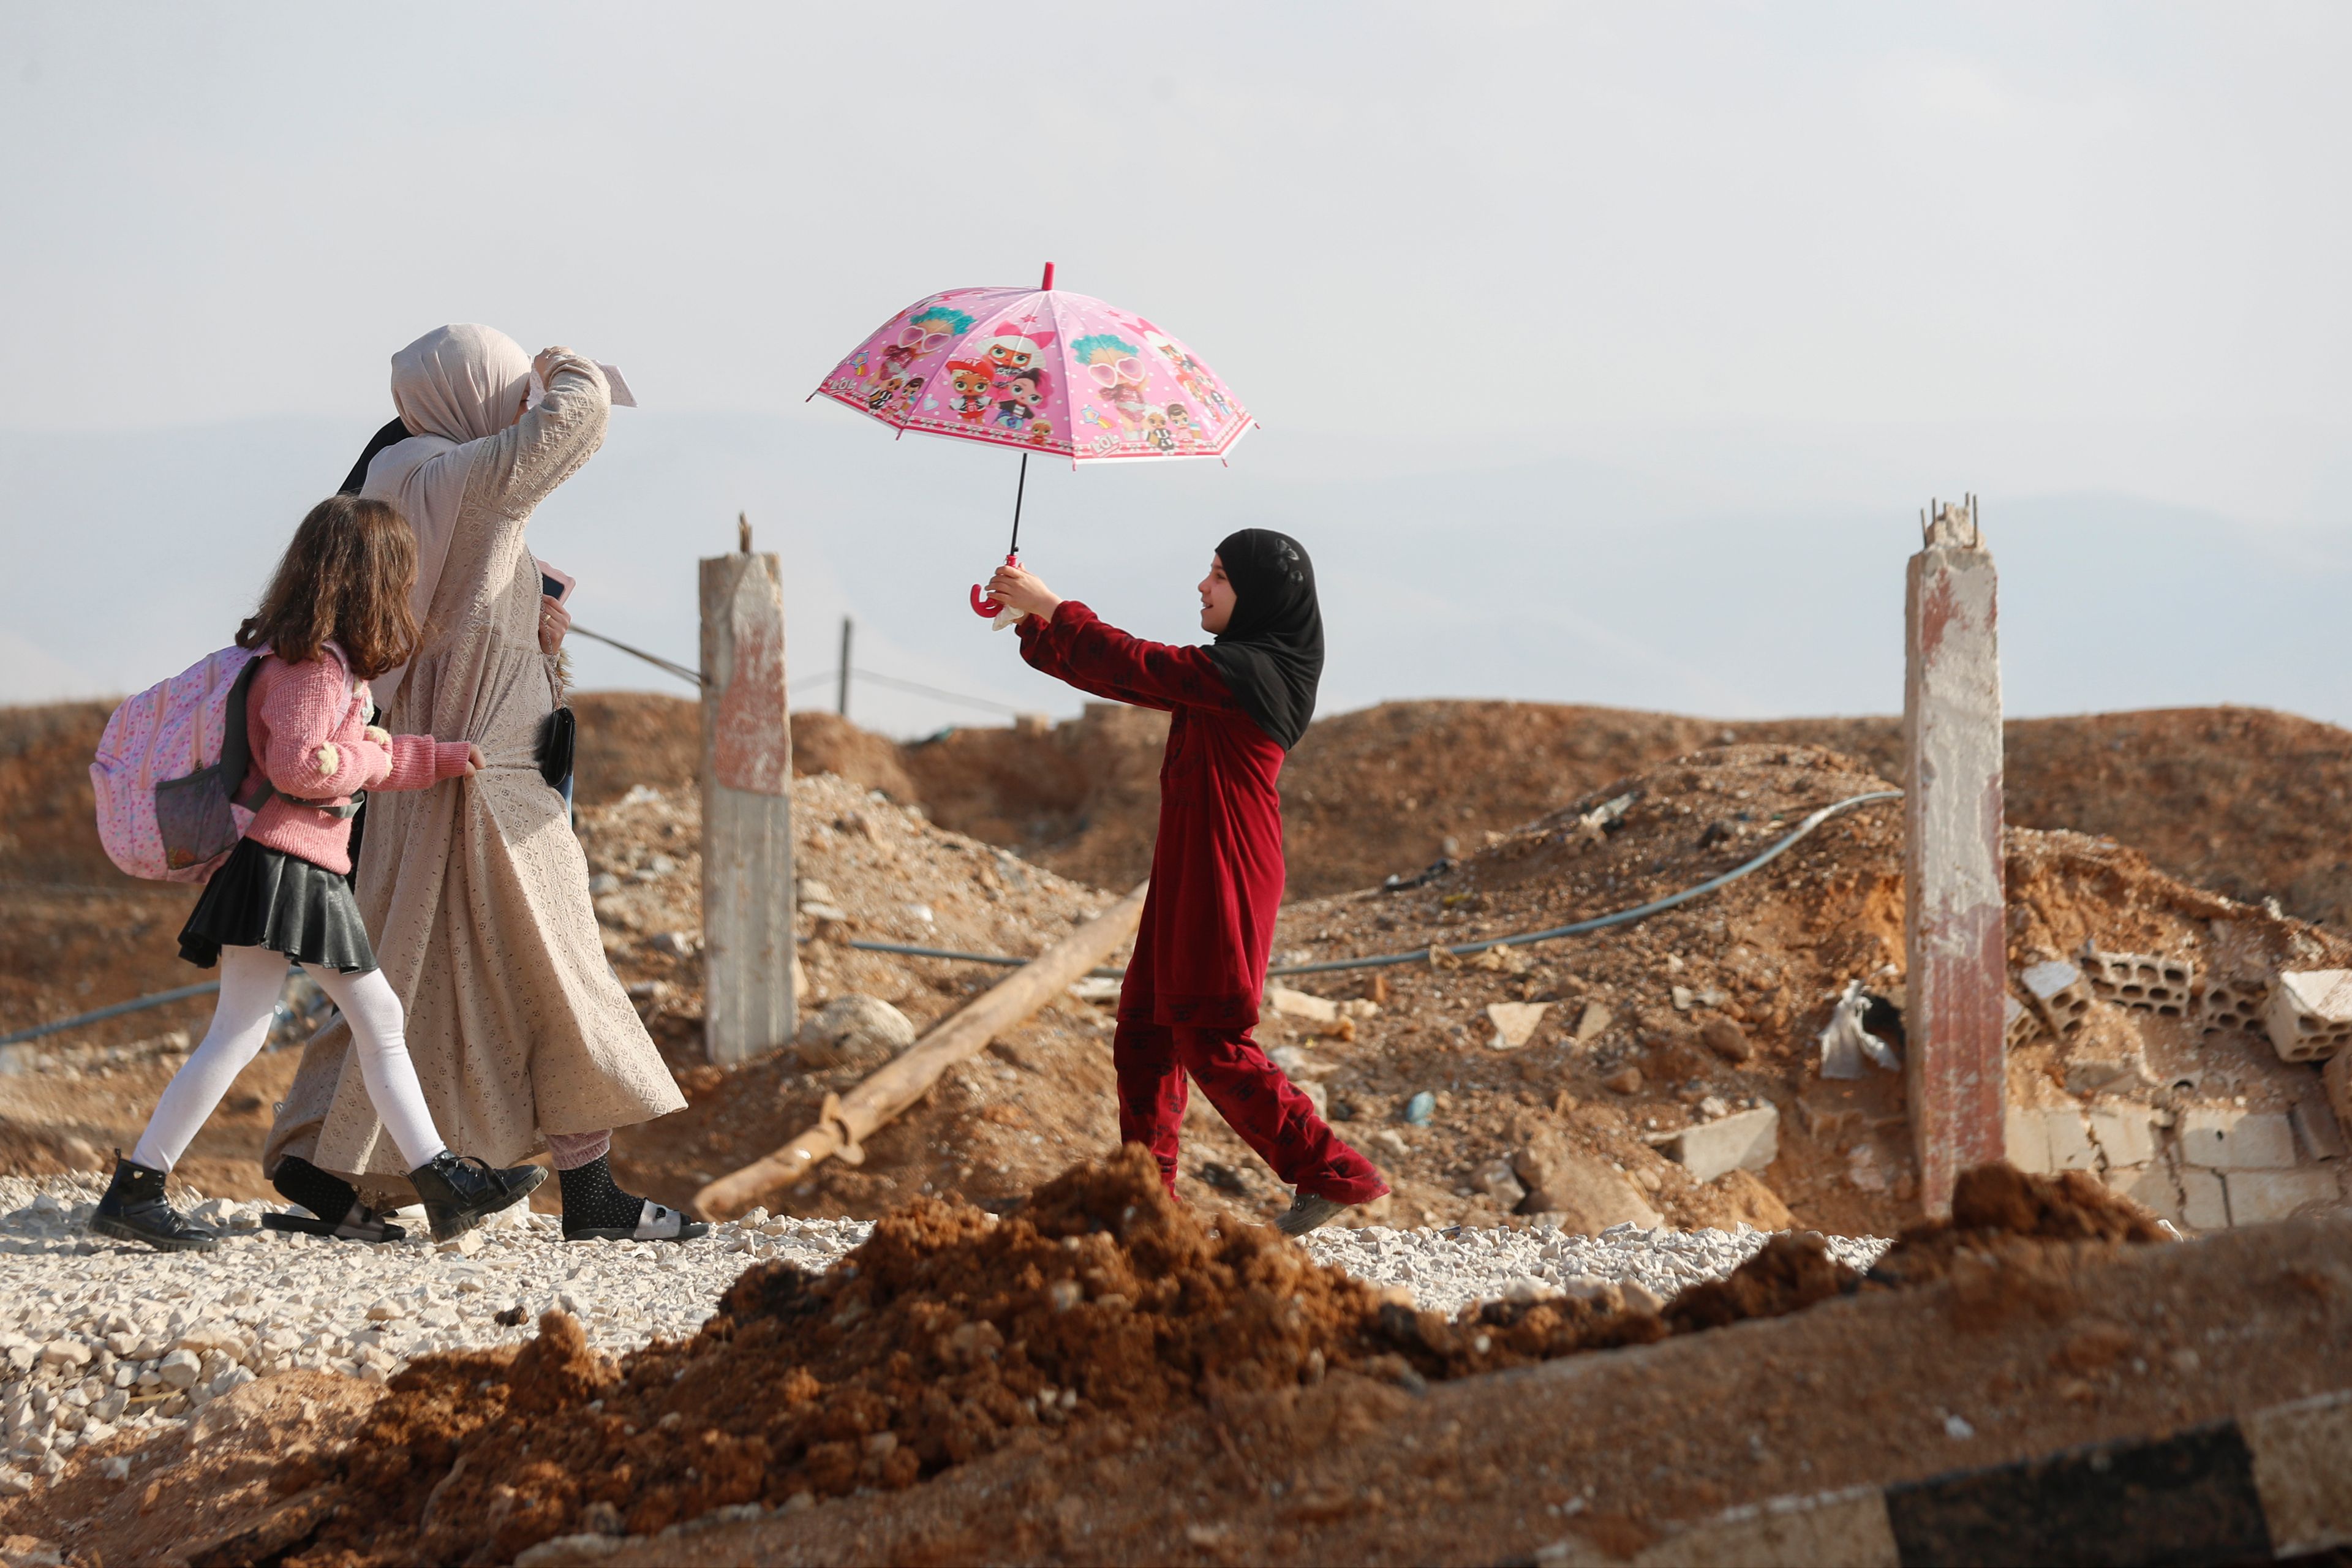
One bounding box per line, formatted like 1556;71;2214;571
265;356;684;1182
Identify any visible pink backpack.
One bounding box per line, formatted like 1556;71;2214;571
90;644;353;882
91;647;268;881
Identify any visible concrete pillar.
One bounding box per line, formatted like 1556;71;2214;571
1902;496;2005;1216
700;516;796;1066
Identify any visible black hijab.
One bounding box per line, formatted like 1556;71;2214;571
1202;528;1323;750
337;416;415;496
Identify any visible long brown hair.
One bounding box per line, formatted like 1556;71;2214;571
236;495;420;679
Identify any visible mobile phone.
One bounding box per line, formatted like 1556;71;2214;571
537;559;576;605
526;363;636;410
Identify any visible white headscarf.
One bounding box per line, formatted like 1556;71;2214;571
361;324;532;707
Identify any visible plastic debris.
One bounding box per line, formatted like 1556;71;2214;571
1817;979;1900;1079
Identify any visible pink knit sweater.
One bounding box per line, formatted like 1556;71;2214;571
238;653;472;875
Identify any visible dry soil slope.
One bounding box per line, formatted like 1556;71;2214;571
831;697;2352;917
9;693;2351;937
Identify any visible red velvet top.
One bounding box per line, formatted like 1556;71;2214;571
1018;601;1286;1029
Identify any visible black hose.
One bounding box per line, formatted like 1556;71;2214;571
0;982;224;1048
846;789;1902;979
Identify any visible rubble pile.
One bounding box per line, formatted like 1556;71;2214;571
1257;744;2352;1238
576;771;1137;1216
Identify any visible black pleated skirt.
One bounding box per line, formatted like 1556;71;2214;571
178;837;377;973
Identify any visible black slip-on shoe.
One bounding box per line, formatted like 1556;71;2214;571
1274;1192;1349;1238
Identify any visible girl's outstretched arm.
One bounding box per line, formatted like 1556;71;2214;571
1015;601;1243;714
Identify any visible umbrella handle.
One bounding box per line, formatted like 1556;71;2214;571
970;553;1020;617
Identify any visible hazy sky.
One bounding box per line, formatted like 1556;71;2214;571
5;4;2350;732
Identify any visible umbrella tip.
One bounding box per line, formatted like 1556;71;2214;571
1040;261;1055;291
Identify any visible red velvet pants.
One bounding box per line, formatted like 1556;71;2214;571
1113;1021;1391;1205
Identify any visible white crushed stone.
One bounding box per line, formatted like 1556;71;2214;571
0;1172;1890;1497
1300;1218;1890;1319
0;1174;867;1496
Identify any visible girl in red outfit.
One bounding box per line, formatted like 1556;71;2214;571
91;497;545;1253
988;530;1389;1235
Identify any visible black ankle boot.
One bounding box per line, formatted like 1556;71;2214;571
90;1152;218;1253
409;1152;547;1242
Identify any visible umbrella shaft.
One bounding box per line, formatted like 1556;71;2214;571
1010;451;1028;556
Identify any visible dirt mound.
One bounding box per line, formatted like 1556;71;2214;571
234;1150;1957;1565
1947;1158;2173;1243
1740;707;2352;929
0;699;124;887
897;704;1173;894
1863;1162;2174;1291
301;1149;1385;1562
568;692;700;807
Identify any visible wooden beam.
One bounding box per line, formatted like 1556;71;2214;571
693;881;1147;1219
699;531;794;1066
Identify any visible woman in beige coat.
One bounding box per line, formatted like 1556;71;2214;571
264;323;698;1243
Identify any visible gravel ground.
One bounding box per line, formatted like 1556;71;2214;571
0;1175;1887;1498
0;1175;868;1496
1299;1217;1890;1317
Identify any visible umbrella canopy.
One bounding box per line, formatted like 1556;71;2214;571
813;273;1253;466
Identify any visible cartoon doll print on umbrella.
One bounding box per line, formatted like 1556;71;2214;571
812;262;1256;620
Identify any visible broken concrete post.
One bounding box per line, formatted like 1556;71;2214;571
699;518;795;1067
1902;496;2006;1217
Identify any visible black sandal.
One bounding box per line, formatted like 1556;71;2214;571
262;1203;408;1243
565;1198;710;1244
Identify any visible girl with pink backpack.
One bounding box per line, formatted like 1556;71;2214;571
91;495;545;1251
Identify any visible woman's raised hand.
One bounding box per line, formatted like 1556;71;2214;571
986;564;1063;620
462;744;485;776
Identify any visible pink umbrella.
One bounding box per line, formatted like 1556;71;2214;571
812;263;1255;616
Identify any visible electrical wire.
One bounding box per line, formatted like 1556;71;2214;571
846;669;1027;717
1270;790;1901;974
573;625;1029;719
845;789;1902;979
568;625;705;687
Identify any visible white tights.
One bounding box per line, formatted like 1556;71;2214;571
130;944;447;1175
